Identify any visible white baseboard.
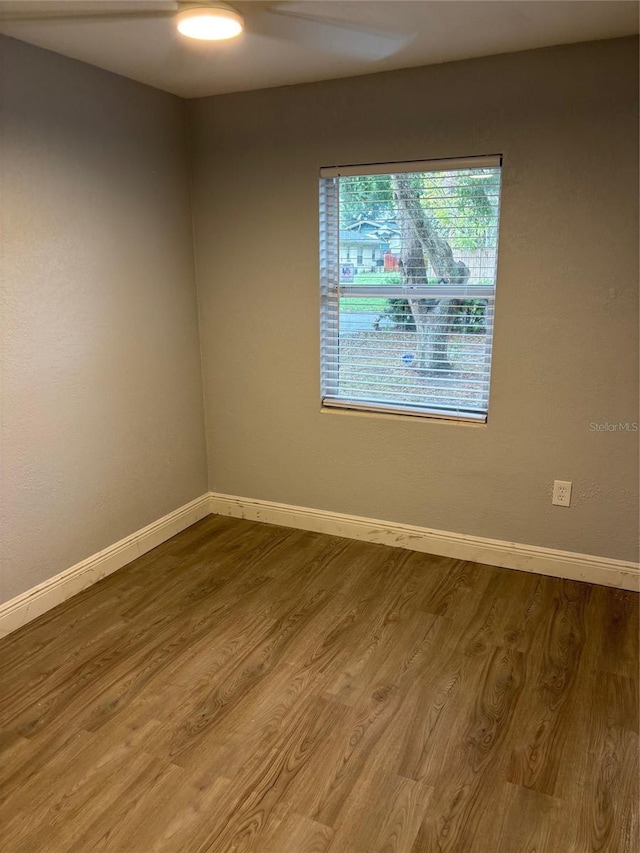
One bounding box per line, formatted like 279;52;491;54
208;492;640;593
2;490;636;640
0;494;211;639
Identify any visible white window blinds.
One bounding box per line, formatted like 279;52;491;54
320;155;502;422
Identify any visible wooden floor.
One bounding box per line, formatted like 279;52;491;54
1;516;638;853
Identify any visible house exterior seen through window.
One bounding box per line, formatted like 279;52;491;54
320;155;502;422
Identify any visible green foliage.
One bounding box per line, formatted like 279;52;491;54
353;272;402;285
383;298;416;330
452;298;487;332
338;169;499;337
339;169;500;248
340;174;395;225
421;169;500;249
380;297;487;333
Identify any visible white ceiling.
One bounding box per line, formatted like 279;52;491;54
1;1;638;98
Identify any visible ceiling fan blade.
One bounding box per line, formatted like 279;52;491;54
0;1;177;23
253;2;408;61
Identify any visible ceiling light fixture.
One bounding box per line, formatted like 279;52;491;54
176;3;244;41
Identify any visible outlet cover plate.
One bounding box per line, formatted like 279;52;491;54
552;480;572;507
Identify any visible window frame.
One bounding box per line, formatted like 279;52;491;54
319;155;502;423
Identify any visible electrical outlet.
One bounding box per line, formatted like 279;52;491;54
552;480;572;507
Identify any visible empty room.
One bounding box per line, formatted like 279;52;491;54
1;1;638;851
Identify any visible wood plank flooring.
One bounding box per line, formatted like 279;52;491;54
0;515;638;852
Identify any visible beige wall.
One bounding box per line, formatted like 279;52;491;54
1;36;637;607
190;37;639;562
0;37;208;603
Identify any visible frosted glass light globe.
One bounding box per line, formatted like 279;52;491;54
176;5;243;41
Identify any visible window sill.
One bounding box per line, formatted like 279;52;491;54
320;403;488;427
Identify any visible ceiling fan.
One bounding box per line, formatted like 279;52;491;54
0;1;408;59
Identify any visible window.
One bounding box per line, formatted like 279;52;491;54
320;155;502;422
